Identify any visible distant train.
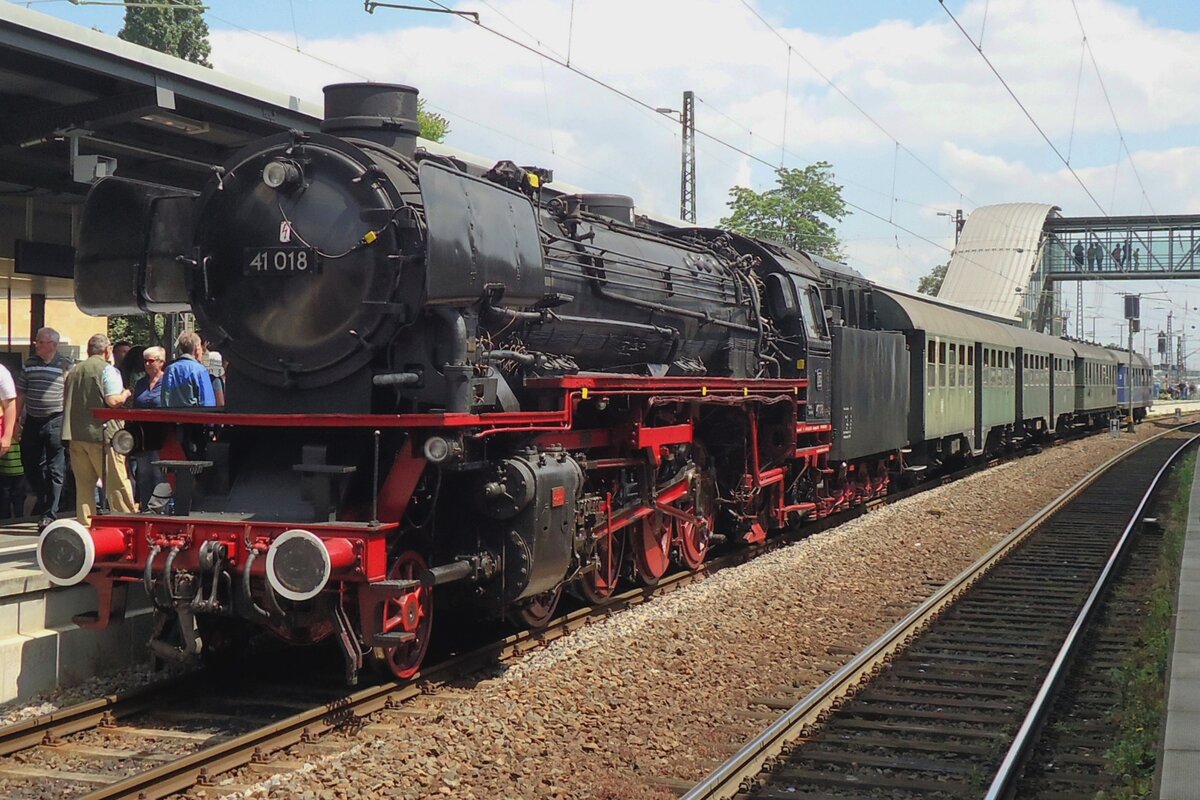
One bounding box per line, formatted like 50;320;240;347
36;82;1152;683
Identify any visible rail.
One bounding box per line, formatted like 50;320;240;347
983;431;1198;798
682;421;1199;800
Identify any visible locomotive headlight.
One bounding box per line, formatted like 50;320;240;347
262;159;302;192
110;429;136;455
37;521;127;587
265;529;356;602
423;435;462;464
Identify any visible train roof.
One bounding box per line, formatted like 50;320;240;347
873;287;1019;346
872;286;1086;359
1001;325;1077;358
1070;341;1123;363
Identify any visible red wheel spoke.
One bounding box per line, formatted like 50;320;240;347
378;550;432;680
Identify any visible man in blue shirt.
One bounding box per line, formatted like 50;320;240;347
162;332;217;408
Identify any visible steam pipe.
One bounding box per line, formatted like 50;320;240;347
434;307;471;413
143;545;162;606
372;372;421;386
242;548;270;619
481;349;537;366
161;546;181;605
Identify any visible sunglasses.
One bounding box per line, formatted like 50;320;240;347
144;358;162;363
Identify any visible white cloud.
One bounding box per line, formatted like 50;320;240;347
208;0;1200;292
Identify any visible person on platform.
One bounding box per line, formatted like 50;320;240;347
162;332;216;408
199;339;226;407
62;334;134;527
1072;240;1085;271
131;346;167;504
0;363;23;519
0;361;15;460
13;327;72;530
112;341;132;386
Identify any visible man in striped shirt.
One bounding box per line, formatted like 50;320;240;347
13;327;73;529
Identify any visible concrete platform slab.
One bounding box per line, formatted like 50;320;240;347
1159;454;1200;797
1173;626;1200;654
1166;677;1200;712
1163;709;1200;750
1167;653;1200;681
1177;592;1200;613
0;532;152;703
1160;753;1200;800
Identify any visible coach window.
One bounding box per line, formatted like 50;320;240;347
927;340;937;388
948;343;957;386
959;344;967;387
939;341;947;387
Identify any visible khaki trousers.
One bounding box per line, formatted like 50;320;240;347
68;440;135;527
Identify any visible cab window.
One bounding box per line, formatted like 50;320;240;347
798;287;828;341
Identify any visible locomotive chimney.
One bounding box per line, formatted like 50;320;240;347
321;82;421;157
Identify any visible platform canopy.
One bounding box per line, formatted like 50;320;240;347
0;1;331;332
938;203;1060;320
0;3;323;196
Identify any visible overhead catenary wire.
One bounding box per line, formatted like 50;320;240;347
692;95;962;216
738;0;978;208
1068;0;1158;219
1066;36;1085;165
376;0;1053;289
116;0;1057;291
938;0;1110;217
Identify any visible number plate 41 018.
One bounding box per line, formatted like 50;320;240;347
244;246;320;275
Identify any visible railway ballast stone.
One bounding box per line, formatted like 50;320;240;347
186;421;1175;799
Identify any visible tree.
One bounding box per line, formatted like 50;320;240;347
108;314;166;349
719;161;847;260
118;0;212;67
417;99;451;143
917;261;949;296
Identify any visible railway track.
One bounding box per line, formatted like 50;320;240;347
1010;513;1170;798
0;419;1186;799
682;423;1197;800
0;557;722;799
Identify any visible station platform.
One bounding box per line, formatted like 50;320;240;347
1148;399;1200;420
1160;451;1200;797
0;517;151;705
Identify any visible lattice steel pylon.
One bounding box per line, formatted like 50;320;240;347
680;90;696;223
1076;281;1083;338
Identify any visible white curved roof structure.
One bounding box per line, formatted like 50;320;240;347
938;203;1060;319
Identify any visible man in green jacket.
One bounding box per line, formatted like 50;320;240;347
63;334;133;527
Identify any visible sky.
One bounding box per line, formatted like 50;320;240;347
12;0;1200;363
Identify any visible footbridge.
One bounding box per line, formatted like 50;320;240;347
1041;214;1200;280
936;204;1200;335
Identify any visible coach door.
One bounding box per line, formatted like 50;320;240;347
974;341;984;454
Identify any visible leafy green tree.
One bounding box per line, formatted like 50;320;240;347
917;261;949;296
719;161;847;260
118;0;212;67
108;314;166;349
417;99;451;143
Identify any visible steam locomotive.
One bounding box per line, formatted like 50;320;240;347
35;83;1152;683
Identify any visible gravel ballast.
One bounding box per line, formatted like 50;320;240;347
187;421;1183;800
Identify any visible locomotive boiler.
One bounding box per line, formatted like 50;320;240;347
39;83;836;682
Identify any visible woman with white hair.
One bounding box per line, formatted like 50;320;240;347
131;346;166;505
